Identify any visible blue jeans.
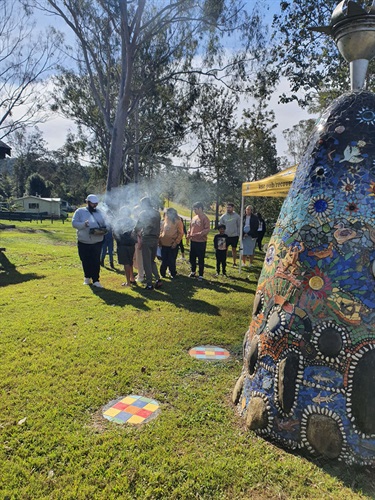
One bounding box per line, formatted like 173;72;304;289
101;231;114;263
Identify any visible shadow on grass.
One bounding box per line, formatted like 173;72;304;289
90;286;151;311
300;449;375;497
135;275;247;315
0;252;44;287
264;436;375;497
317;459;375;497
91;266;256;315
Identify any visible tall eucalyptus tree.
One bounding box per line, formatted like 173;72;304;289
28;0;268;190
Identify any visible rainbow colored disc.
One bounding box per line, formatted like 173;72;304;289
189;345;230;360
103;395;160;425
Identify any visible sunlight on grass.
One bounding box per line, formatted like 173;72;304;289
0;221;373;498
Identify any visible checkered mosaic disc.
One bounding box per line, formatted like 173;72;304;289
189;345;230;360
102;395;160;425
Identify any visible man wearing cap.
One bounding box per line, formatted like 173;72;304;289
219;202;241;267
72;194;107;288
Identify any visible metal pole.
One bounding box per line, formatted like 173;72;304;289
239;191;245;274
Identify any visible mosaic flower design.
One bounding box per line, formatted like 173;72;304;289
368;181;375;197
311;165;327;182
308;195;334;221
341;177;356;196
347;164;362;177
345;202;359;214
302;267;332;299
236;90;375;466
357;107;375;126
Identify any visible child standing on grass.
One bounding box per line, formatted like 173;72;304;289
214;224;228;277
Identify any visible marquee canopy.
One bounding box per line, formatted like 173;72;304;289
241;165;297;198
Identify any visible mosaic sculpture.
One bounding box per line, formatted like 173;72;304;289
233;1;375;465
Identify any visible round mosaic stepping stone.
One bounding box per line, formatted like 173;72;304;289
189;345;230;360
102;395;160;425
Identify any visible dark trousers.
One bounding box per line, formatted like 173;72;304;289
257;231;266;250
178;240;185;255
160;246;178;277
189;241;207;276
216;250;227;274
78;241;102;282
141;237;160;286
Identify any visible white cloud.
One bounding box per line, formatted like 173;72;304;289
38;116;77;151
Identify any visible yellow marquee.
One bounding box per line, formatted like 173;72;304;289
242;165;297;198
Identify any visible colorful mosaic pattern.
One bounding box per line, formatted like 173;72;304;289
234;90;375;466
189;346;230;360
103;395;160;425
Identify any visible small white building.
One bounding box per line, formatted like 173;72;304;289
13;196;62;216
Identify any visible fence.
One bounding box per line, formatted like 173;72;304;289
0;211;68;223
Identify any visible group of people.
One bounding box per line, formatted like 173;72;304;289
71;195;266;289
215;202;266;275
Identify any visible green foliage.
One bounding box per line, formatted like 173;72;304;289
0;222;373;498
282;118;317;164
26;172;52;197
267;0;375;108
36;0;269;189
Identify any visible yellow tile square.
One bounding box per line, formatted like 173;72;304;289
104;407;121;417
127;415;145;424
121;396;137;405
143;403;159;412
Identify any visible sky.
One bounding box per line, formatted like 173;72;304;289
34;1;315;160
37;82;314;159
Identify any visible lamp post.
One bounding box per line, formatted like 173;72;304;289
311;0;375;89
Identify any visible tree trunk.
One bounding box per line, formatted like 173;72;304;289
215;183;219;229
134;101;139;184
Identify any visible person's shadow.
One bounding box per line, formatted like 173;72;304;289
91;286;151;311
134;275;222;316
0;251;43;287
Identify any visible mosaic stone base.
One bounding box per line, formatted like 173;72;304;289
234;90;375;466
103;395;160;425
189;345;230;360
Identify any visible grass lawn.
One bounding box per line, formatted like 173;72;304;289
0;221;374;499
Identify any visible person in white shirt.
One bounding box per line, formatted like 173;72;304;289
219;202;241;267
72;194;107;288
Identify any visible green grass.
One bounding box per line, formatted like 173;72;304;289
167;201;216;221
0;221;374;499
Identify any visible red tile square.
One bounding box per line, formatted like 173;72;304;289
112;402;129;411
136;408;153;419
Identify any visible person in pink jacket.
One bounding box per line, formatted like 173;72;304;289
186;202;210;281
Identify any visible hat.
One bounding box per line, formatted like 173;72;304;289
86;194;99;204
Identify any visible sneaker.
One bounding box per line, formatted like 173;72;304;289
83;277;91;285
223;273;227;277
92;281;103;288
214;273;219;277
110;262;115;269
198;276;203;281
144;284;153;290
233;263;237;267
154;279;162;289
136;276;144;283
189;272;196;278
